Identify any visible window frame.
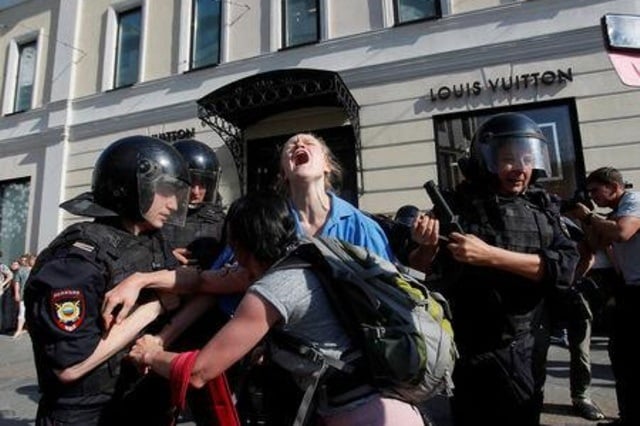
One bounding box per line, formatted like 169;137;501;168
432;99;586;200
2;31;40;115
189;0;222;70
281;0;320;49
12;40;38;113
113;6;143;89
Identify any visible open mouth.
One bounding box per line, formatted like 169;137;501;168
293;150;310;166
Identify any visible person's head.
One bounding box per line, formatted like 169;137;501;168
394;205;420;227
18;254;29;267
586;167;626;208
465;113;551;196
278;133;342;194
225;192;297;274
173;139;221;206
10;260;19;271
61;136;191;230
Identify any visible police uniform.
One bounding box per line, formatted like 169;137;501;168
162;201;225;270
25;220;178;426
441;182;578;426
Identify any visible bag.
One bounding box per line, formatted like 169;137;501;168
273;236;457;406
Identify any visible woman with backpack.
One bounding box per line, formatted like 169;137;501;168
129;191;425;425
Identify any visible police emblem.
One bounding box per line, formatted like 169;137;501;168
51;289;85;332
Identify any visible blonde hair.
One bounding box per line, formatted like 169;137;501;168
277;133;343;195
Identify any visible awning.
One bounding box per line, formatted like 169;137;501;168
197;68;361;191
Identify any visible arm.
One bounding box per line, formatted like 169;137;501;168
407;213;440;273
102;266;252;327
447;232;545;281
157;295;218;347
588;214;640;243
1;269;13;290
130;292;280;387
55;299;164;383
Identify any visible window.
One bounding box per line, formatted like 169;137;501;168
433;100;585;199
190;0;221;69
114;8;141;88
282;0;319;48
0;178;30;265
13;41;37;112
394;0;440;25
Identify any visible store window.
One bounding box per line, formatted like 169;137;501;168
394;0;441;25
0;178;30;265
433;100;585;199
13;40;37;113
282;0;319;48
114;7;142;88
191;0;221;69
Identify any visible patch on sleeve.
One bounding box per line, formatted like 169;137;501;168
72;241;95;252
50;289;86;332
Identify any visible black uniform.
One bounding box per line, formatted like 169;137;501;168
162;201;225;270
440;182;578;426
25;220;177;426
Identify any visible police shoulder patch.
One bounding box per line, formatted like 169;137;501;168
50;289;86;332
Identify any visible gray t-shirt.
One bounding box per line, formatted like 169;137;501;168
248;267;353;388
610;191;640;286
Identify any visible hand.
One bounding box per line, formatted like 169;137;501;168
172;248;191;266
446;232;494;266
129;334;164;368
411;214;440;248
102;273;146;330
570;202;592;222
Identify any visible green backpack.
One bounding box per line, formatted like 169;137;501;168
272;236;457;424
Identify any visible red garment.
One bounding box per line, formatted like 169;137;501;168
169;350;240;426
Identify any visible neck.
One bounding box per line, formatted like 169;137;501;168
289;180;331;236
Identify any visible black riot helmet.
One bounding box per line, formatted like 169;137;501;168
61;136;191;226
460;112;552;185
173;139;221;204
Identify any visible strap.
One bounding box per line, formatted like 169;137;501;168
293;360;329;426
169;350;240;426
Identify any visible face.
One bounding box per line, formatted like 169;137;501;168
495;143;534;195
189;178;207;204
586;182;619;208
142;191;179;229
280;134;330;184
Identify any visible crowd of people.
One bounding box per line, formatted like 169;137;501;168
0;250;35;338
19;112;638;426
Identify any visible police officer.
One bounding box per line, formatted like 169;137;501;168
24;135;190;426
163;139;225;270
415;113;579;426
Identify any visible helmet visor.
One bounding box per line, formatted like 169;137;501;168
138;173;190;227
480;137;552;178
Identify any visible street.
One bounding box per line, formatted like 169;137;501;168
0;333;617;426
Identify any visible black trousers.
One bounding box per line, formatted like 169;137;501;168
609;285;640;425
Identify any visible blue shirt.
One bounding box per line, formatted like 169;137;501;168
290;193;394;261
217;193;394;314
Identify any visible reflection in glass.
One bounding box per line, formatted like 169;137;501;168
395;0;438;24
115;8;141;88
191;0;221;69
14;41;36;112
283;0;318;47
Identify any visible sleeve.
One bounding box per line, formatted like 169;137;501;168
357;216;395;262
615;192;640;218
538;215;580;290
26;245;108;369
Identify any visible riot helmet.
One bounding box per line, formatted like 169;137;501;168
173;139;221;205
62;136;190;226
463;113;552;185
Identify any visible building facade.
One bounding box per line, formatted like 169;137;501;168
0;0;638;262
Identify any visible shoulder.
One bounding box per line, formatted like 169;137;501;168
613;192;640;218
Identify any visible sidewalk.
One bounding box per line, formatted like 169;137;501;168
0;333;617;426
